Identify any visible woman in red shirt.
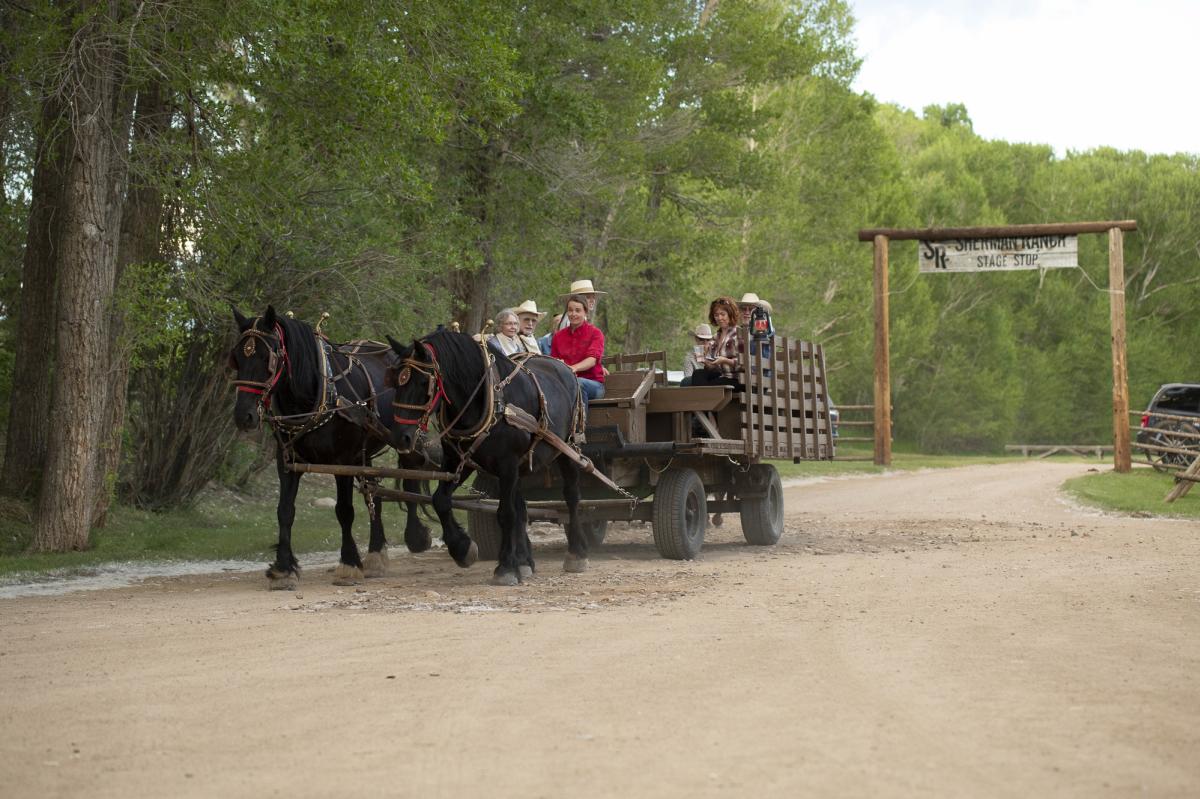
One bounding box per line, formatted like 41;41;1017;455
551;294;606;408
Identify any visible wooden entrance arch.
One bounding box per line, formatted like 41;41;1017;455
857;220;1138;472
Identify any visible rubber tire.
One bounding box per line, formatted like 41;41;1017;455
468;475;501;560
581;518;608;548
740;464;784;545
1146;420;1198;473
466;507;501;561
652;468;707;560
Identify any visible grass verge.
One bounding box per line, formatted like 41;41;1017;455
1063;467;1200;519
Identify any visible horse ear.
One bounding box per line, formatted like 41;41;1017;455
232;306;250;331
263;305;277;329
385;335;410;358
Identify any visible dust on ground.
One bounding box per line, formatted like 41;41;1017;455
1;461;1197;798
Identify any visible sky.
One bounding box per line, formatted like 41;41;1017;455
849;0;1199;156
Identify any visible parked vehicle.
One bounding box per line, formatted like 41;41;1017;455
1136;383;1200;471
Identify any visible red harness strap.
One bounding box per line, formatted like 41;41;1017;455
392;341;451;430
236;323;290;410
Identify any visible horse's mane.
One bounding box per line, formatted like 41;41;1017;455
420;329;516;391
265;314;323;405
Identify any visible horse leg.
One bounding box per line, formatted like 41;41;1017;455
490;462;522;586
559;457;589;573
515;493;534;580
362;486;389;578
431;457;478;569
402;478;432;553
333;475;364;585
267;457;302;590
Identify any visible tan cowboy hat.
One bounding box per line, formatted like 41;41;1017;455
558;278;608;300
514;299;546;320
693;323;714;340
738;292;773;313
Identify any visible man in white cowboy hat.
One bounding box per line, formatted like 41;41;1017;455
680;323;714;386
556;278;607;330
737;292;773;327
514;299;545;354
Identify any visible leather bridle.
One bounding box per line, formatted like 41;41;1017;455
230;323;289;410
392;341;450;435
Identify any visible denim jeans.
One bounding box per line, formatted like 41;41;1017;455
577;377;605;412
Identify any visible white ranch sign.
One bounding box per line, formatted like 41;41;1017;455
919;235;1078;273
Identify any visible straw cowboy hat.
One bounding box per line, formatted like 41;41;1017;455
514;299;546;321
558;278;608;300
692;323;714;340
738;292;773;313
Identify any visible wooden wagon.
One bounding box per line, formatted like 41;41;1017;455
467;331;836;559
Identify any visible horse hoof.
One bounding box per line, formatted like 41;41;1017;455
518;564;534;580
405;525;432;553
490;569;520;587
455;540;479;569
266;570;297;591
332;564;364;585
362;551;388;578
563;555;589;574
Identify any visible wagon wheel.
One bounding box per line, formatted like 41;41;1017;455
1145;420;1200;473
740;464;784;546
652;468;707;560
467;475;501;560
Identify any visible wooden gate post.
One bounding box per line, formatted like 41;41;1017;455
873;234;892;466
1108;227;1132;472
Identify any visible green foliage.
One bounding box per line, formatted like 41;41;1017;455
3;0;1199;528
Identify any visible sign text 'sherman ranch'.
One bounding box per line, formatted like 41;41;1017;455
919;235;1078;273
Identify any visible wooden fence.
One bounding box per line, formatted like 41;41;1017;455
829;403;878;462
1129;409;1200;471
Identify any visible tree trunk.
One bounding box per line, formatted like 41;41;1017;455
450;142;497;334
92;79;169;526
1;98;68;498
33;0;132;552
623;170;666;353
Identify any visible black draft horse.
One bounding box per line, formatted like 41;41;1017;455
386;329;589;585
229;306;460;590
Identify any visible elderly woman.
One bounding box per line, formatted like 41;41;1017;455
489;309;539;356
690;296;744;390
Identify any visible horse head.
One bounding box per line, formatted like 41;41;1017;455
385;334;444;454
229;305;286;431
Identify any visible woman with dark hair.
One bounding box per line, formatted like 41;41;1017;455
551;293;606;408
690;296;744;390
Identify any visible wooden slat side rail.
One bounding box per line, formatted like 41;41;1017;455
646;385;733;413
783;336;795;458
602;350;666;371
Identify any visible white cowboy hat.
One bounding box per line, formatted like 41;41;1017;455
693;323;714;339
558;278;608;300
738;292;773;313
514;299;546;320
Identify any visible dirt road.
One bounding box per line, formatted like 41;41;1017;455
2;462;1197;798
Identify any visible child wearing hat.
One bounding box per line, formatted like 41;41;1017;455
680;323;714;386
